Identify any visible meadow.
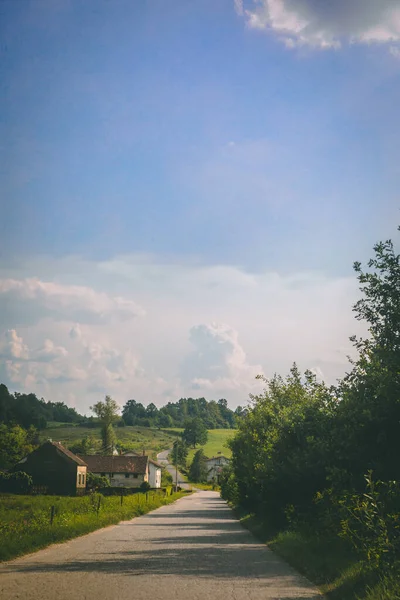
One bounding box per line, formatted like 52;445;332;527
41;424;178;459
186;428;235;463
0;489;186;562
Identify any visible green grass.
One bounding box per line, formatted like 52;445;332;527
0;490;188;562
186;429;235;463
41;425;178;459
238;512;400;600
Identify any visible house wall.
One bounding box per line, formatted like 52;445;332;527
148;463;161;488
16;445;85;495
76;466;87;495
108;472;144;488
206;457;230;482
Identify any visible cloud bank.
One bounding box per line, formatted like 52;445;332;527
235;0;400;49
0;254;364;412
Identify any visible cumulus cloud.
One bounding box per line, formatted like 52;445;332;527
182;322;263;393
0;278;145;328
236;0;400;49
1;329;29;360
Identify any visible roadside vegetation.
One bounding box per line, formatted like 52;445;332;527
0;489;187;562
221;227;400;600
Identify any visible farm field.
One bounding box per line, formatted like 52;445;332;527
41;424;178;459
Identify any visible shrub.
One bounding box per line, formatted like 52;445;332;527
0;471;33;494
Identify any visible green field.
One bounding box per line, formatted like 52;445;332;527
186;429;235;463
41;425;178;459
0;490;186;562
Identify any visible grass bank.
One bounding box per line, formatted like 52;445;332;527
238;512;400;600
0;490;188;562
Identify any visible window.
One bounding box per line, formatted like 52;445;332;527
82;474;85;485
101;473;106;477
125;473;130;478
78;474;81;484
133;474;138;479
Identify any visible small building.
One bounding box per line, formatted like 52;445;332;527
14;441;87;496
80;455;152;488
206;455;230;483
122;451;162;488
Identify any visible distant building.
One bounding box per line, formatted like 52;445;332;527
80;454;162;488
122;451;162;488
206;455;230;483
14;441;87;496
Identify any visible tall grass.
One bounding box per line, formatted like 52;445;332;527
0;490;187;562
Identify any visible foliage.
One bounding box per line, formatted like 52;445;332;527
188;449;208;483
171;439;188;468
0;384;83;430
0;490;188;562
0;471;33;494
121;396;237;429
68;435;100;456
182;417;208;448
0;424;39;470
90;395;120;454
86;472;110;492
222;226;400;598
140;481;151;491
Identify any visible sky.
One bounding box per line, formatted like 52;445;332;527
1;0;399;414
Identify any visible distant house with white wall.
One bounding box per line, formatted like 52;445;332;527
80;455;150;488
80;453;162;488
122;451;162;488
206;454;230;483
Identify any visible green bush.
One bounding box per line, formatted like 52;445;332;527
0;471;33;494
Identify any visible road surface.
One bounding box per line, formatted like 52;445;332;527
157;448;191;489
0;491;322;600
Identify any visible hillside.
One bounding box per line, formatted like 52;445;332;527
186;429;235;463
40;424;178;460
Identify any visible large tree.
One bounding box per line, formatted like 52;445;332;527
171;439;188;468
189;449;208;483
90;395;119;454
182;418;208;448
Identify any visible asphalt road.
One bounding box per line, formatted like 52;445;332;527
157;449;190;489
0;491;322;600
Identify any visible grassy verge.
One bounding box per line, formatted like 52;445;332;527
0;490;188;562
238;512;400;600
188;482;220;491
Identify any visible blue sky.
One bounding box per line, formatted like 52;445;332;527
1;0;400;412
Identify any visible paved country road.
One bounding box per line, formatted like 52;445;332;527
157;448;190;489
0;492;322;600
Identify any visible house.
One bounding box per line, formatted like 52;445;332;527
122;451;162;488
13;440;87;496
80;455;156;488
206;454;230;483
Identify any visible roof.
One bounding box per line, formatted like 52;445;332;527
45;441;88;466
79;455;148;474
149;458;163;469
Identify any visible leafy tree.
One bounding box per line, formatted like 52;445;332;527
69;435;100;456
146;403;158;418
86;472;110;491
0;424;38;469
189;449;208;483
158;412;173;428
182;417;208;448
121;399;146;426
171;439;188;468
90;395;119;454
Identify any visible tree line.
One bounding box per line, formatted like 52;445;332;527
221;227;400;573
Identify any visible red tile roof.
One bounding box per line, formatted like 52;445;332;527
79;455;148;474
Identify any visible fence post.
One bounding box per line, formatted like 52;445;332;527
97;496;101;515
146;492;148;503
50;505;55;525
120;493;123;507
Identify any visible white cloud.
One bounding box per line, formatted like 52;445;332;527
184;322;263;394
236;0;400;49
390;46;400;59
0;254;365;411
0;278;145;327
